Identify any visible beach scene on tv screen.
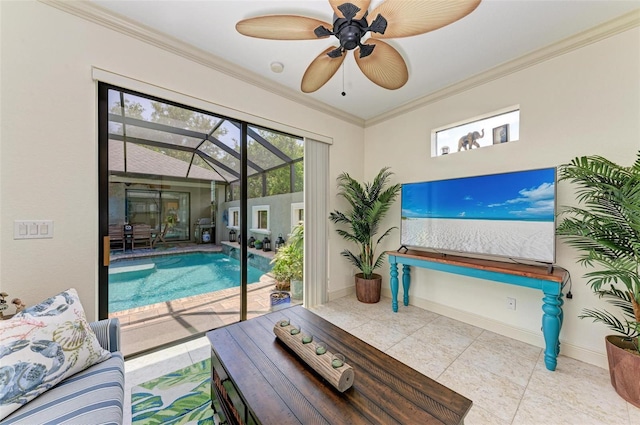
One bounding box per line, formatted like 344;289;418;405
401;168;556;263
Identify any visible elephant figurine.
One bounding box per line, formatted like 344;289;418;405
458;129;485;151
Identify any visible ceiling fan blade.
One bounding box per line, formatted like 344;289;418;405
301;47;346;93
354;40;408;90
369;0;481;39
329;0;370;20
236;15;332;40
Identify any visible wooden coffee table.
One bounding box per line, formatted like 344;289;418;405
207;305;472;425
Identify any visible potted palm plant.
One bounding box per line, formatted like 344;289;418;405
269;253;292;308
287;223;304;300
329;167;401;303
270;223;303;295
556;152;640;407
270;252;293;291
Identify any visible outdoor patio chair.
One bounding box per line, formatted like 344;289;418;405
109;224;125;252
152;223;170;247
132;224;152;249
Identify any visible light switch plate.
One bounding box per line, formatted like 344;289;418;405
14;220;54;239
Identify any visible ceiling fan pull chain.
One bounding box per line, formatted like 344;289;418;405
341;62;346;97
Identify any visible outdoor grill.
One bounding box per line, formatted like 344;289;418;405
194;218;214;244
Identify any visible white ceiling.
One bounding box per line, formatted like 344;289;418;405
89;0;639;122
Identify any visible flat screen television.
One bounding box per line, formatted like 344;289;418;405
401;167;556;263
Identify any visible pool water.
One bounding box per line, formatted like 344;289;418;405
109;252;267;313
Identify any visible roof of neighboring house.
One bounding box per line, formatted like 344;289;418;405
109;140;224;181
106;88;303;185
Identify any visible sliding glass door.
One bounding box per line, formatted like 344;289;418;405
98;82;304;356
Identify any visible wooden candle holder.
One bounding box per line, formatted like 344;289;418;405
273;321;354;392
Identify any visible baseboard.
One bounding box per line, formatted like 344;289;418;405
380;288;608;370
328;286;354;301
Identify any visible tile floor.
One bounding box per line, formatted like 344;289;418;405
123;294;640;425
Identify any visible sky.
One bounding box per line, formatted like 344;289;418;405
401;168;556;221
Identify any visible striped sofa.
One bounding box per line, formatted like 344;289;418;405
2;318;125;425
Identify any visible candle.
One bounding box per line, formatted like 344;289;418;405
332;353;345;368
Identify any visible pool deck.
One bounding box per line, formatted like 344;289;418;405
108;243;294;357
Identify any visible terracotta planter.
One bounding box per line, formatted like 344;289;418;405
275;280;290;291
605;335;640;408
355;273;382;303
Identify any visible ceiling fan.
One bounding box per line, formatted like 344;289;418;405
236;0;481;93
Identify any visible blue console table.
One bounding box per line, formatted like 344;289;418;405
387;250;567;371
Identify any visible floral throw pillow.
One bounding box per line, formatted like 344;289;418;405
0;288;111;420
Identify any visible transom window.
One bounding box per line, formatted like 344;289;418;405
433;108;520;157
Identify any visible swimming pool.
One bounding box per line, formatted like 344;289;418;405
109;252;267;313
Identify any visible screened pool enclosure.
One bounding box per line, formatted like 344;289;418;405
100;85;307;355
106;87;304;246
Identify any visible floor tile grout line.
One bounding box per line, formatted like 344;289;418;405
433;328;485;382
125;295;627;425
507;348;541;425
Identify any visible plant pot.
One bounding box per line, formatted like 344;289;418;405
291;279;303;300
270;291;291;310
606;335;640;408
355;273;382;303
275;280;290;291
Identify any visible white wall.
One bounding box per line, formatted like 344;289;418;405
219;191;304;243
364;27;640;368
2;1;638;369
0;1;363;320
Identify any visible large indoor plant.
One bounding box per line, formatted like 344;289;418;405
556;152;640;407
329;167;401;303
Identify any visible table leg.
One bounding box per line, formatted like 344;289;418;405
402;265;410;306
557;294;564;356
390;262;399;312
541;291;563;371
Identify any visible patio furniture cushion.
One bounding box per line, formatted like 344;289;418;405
0;288;112;420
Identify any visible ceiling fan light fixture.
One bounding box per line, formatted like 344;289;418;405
236;0;482;92
270;61;284;73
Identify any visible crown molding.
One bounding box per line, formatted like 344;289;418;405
37;1;639;129
365;9;640;127
38;0;366;128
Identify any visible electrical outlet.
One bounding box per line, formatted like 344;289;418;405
506;297;516;310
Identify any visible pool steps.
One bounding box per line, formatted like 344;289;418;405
109;260;156;275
